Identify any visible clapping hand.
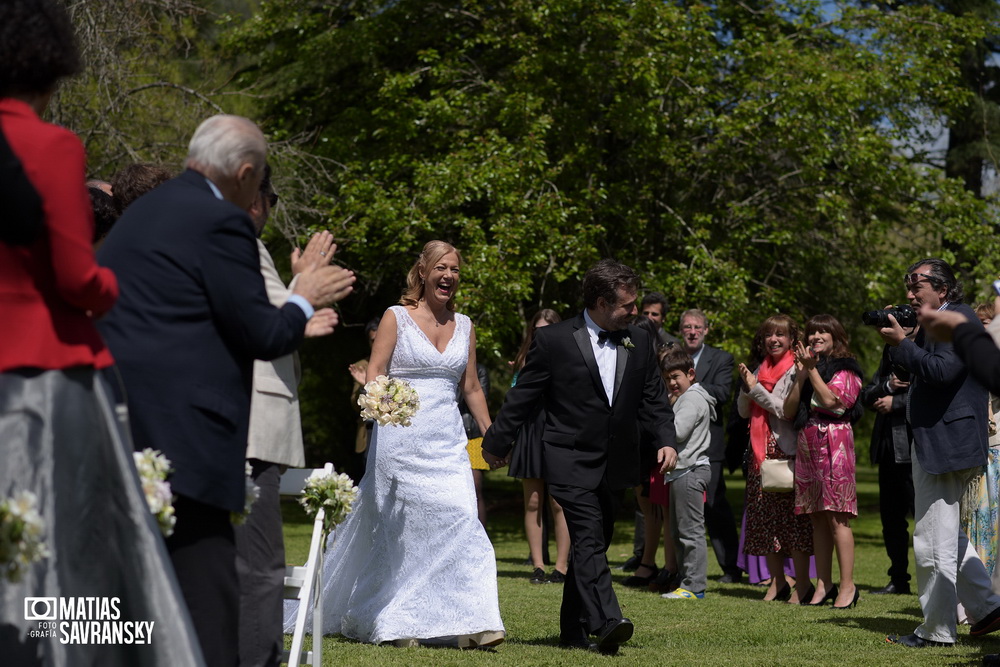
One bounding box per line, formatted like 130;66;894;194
305;308;338;338
291;230;335;276
348;363;367;385
737;363;756;391
793;341;817;371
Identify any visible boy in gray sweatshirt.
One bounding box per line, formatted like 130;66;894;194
659;349;717;599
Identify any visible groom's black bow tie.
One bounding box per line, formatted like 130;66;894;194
597;329;627;346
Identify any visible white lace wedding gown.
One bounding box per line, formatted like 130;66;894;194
291;305;504;644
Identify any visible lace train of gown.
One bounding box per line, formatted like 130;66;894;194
284;306;503;644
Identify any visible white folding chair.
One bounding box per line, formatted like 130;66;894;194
279;462;332;667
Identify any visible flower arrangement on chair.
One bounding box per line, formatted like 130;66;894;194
0;490;49;582
299;469;359;536
133;448;176;537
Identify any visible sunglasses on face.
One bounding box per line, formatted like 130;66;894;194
267;192;279;207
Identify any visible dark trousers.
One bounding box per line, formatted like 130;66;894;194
548;481;622;641
234;460;284;667
878;458;915;584
167;495;239;667
705;460;740;575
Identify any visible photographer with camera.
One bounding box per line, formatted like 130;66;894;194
859;344;915;597
877;258;1000;648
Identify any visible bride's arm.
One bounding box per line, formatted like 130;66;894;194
461;325;492;434
366;309;398;383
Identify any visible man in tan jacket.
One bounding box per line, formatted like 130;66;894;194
235;165;339;667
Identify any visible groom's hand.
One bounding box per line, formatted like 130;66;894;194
656;446;678;474
482;448;508;470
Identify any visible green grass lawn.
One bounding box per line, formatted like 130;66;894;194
281;466;996;666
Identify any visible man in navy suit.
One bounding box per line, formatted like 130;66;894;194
483;259;677;655
678;308;740;584
879;258;1000;648
97;115;355;665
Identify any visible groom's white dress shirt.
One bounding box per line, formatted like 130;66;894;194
584;309;617;403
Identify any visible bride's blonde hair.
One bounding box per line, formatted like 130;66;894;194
399;240;462;310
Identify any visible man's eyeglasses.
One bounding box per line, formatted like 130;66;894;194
267;192;279;208
904;272;935;290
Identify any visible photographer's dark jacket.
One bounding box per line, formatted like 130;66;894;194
860;345;913;465
889;302;988;475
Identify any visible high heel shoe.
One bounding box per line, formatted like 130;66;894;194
767;583;791;602
794;585;816;606
833;587;860;610
802;585;838;606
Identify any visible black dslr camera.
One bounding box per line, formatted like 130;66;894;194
861;304;917;328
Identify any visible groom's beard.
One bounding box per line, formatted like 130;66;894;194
609;313;634;331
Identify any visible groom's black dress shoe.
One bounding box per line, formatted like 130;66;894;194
886;633;953;648
595;618;634;653
558;639;599;652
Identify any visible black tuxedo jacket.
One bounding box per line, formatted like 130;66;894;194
694;344;734;462
97;169;307;512
889;301;988;475
484;313;676;490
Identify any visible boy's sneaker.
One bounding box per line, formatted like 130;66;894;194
661;588;705;600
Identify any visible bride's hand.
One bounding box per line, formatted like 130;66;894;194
482;449;507;470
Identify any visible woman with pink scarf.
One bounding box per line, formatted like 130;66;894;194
737;315;814;603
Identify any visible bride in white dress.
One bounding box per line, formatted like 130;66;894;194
310;240;504;647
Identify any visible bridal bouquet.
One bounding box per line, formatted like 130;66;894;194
0;490;49;582
231;462;261;526
134;448;177;537
299;469;358;535
358;375;420;427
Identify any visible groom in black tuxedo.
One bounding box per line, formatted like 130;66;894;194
483;259;677;654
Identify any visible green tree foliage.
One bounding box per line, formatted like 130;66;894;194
53;0;224;177
225;0;993;366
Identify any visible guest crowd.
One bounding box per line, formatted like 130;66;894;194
5;0;1000;664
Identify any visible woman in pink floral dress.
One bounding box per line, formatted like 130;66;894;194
784;315;864;609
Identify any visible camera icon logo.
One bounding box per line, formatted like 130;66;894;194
24;597;57;621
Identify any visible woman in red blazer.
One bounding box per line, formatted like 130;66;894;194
0;2;203;664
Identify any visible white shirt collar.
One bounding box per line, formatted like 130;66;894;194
583;309;609;343
204;177;224;201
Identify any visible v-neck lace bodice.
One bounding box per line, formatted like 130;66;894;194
388;305;469;382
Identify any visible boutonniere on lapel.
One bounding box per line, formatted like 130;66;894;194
621;337;634;350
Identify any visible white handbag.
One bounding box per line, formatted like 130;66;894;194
760;458;795;493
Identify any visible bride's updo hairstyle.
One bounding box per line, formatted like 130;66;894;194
399;240;462;311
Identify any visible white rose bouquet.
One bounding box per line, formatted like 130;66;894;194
358;375;420;427
0;490;49;582
231;462;261;526
299;469;358;535
133;448;177;537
